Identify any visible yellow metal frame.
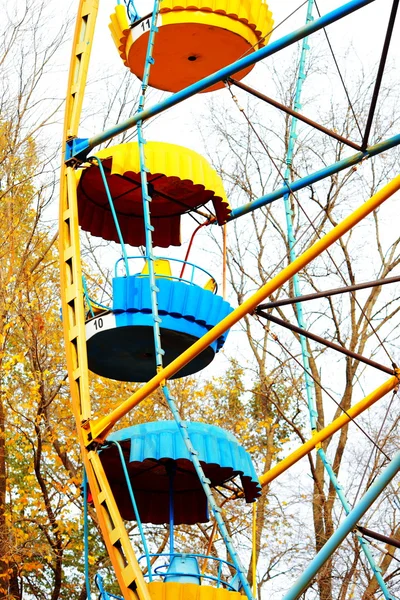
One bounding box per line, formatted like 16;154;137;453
65;0;99;139
59;2;151;598
252;503;257;597
148;581;241;600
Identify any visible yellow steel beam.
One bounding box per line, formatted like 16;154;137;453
88;175;400;443
60;0;98;423
59;0;100;439
61;166;91;423
259;374;399;487
65;0;99;139
252;503;257;597
84;452;152;600
60;3;152;598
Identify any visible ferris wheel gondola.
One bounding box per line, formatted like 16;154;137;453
110;0;274;93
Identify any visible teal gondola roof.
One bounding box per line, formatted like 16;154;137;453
101;421;261;525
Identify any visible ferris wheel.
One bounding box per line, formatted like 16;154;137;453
59;0;400;598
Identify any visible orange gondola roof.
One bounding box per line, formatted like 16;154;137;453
76;142;231;248
109;0;273;93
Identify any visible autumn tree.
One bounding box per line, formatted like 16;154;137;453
0;1;88;597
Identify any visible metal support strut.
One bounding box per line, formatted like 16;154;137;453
137;0;164;370
161;385;255;600
257;310;394;376
258;274;400;310
275;0;393;593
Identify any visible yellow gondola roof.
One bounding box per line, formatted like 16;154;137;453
76;141;231;248
109;0;273;93
159;0;273;41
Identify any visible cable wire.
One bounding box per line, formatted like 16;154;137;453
352;388;398;507
257;316;392;461
314;0;363;140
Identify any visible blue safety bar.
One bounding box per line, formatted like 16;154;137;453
116;0;140;23
95;573;124;600
138;552;240;590
114;256;218;293
89;156;130;277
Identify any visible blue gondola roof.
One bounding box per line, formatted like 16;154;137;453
101;421;261;525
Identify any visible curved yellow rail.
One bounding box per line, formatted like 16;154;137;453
59;2;151;598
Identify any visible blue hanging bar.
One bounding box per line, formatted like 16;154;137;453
100;420;261;524
280;0;392;596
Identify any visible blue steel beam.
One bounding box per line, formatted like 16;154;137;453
317;450;393;598
229;132;400;220
278;2;394;591
282;451;400;600
68;0;376;161
282;0;318;431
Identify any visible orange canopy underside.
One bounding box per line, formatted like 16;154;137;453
77;159;230;248
127;23;254;93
